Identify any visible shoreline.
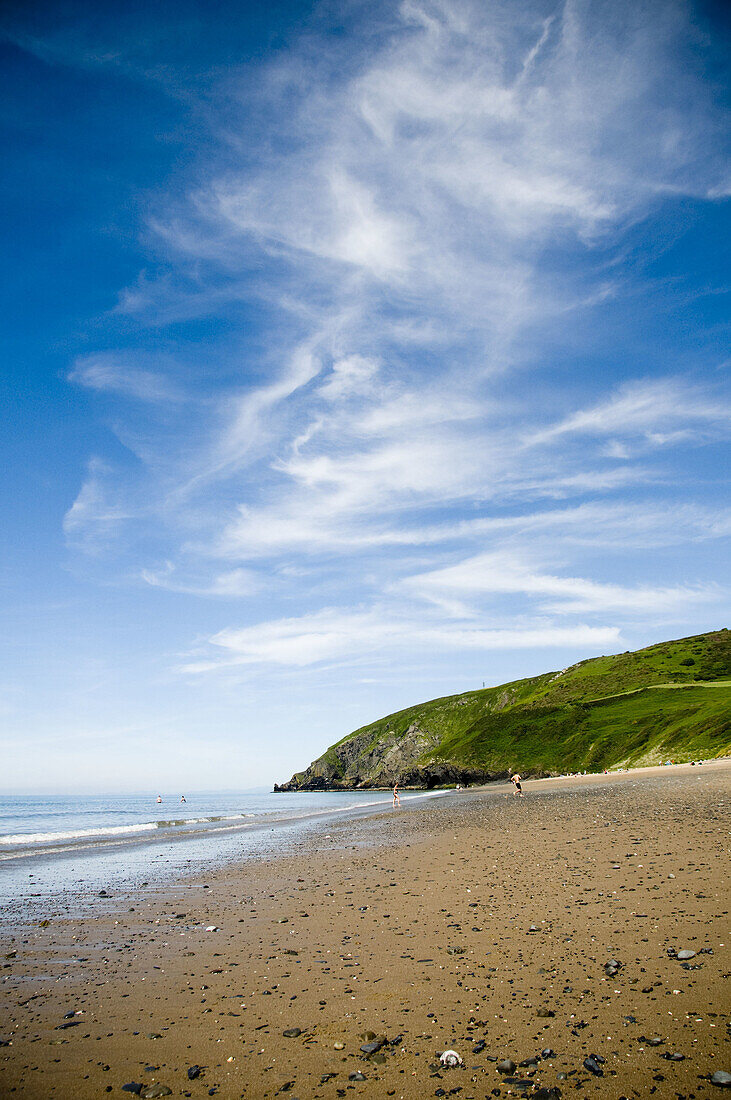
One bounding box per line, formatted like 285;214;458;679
1;760;729;1098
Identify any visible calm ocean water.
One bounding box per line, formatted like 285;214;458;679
0;789;445;920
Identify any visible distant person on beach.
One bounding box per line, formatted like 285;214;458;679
156;795;162;803
180;795;186;802
510;773;523;797
393;782;400;807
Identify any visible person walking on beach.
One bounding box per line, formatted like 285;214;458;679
393;782;400;807
510;772;523;797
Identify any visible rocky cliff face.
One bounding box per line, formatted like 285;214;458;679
274;721;498;791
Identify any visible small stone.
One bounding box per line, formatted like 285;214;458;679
677;950;696;960
334;1041;345;1050
583;1054;605;1076
145;1032;163;1040
497;1059;516;1074
121;1086;143;1096
536;1008;554;1017
647;1037;664;1046
519;1056;539;1066
360;1039;384;1054
369;1052;386;1064
446;945;465;955
141;1087;173;1099
542;1048;555;1057
187;1066;201;1080
348;1071;367;1081
710;1071;731;1087
283;1028;302;1038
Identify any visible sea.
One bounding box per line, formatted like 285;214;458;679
0;789;446;923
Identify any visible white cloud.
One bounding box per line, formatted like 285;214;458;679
403;549;719;616
531;377;731;447
318;355;381;401
184;606;621;671
63;459;133;554
140;564;260;597
69;355;183;403
59;0;730;693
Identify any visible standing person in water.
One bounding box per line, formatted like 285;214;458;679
510;772;523;797
393;782;400;807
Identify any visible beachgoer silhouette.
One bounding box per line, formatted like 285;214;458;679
510;773;523;797
393;782;400;807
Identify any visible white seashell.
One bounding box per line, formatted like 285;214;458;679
440;1049;463;1066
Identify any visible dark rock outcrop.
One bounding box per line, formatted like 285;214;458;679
274;721;502;791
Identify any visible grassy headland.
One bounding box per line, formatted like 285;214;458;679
277;630;731;788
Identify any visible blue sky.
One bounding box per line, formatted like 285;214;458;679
1;0;729;792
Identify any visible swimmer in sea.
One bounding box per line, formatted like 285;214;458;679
510;772;523;797
393;782;400;807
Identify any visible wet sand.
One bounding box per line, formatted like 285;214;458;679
1;761;729;1099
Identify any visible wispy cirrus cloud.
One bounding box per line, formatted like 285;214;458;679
70;354;185;404
184;606;621;672
59;0;730;681
402;549;720;617
529;376;731;448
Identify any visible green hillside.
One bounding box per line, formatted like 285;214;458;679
275;630;731;790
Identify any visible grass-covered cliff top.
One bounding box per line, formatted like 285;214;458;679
315;629;731;779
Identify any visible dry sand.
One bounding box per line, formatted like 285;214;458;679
1;761;729;1099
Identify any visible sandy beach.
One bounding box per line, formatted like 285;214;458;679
1;761;729;1099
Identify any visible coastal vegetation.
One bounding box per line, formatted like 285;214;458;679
275;630;731;789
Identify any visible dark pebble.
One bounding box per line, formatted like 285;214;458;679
187;1066;201;1080
497;1059;516;1074
348;1071;367;1081
360;1040;383;1054
583;1054;605;1076
283;1028;302;1038
121;1086;143;1096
